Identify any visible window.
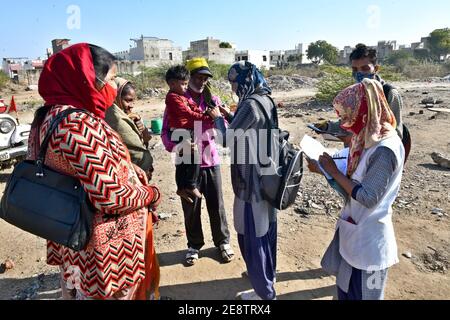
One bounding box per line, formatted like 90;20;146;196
243;56;248;61
263;56;267;62
169;53;173;60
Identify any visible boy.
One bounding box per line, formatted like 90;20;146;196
165;65;212;203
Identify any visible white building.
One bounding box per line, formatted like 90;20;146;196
114;35;182;67
183;37;236;65
235;50;271;70
270;50;286;68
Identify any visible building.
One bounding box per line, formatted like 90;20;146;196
2;58;27;81
114;36;182;75
183;37;236;65
52;39;71;55
285;43;307;64
128;36;182;64
376;41;398;61
2;57;44;85
270;50;286;68
236;50;271;70
338;46;355;65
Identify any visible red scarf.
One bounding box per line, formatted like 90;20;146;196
39;43;110;119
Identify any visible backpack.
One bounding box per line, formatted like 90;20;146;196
383;83;412;163
247;95;304;211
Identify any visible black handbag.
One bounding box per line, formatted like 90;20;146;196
0;108;96;252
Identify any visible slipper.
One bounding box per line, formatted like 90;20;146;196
220;244;235;263
185;248;199;266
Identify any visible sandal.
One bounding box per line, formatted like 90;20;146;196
185;248;199;266
220;244;235;263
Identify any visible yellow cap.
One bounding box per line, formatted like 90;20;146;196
186;57;213;77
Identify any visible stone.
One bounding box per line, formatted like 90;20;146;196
422;97;436;104
431;208;444;215
158;212;173;220
403;252;413;259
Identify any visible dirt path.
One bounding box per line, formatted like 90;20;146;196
0;83;449;300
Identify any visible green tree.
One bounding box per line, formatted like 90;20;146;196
307;41;339;65
287;54;303;63
219;42;232;49
385;50;418;72
429;28;450;61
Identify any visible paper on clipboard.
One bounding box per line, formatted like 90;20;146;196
301;135;349;180
300;135;328;161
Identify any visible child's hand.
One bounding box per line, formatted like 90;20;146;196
129;113;145;133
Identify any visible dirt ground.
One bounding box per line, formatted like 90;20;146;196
0;82;449;300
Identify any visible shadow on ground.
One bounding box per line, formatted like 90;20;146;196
158;249;336;300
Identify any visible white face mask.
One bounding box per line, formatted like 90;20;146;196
189;82;204;94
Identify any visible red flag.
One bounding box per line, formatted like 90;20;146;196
8;96;17;114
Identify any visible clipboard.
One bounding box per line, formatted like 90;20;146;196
307;124;342;142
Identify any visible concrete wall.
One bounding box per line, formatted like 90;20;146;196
185;38;235;64
236;50;271;69
128;37;182;65
15;69;42;86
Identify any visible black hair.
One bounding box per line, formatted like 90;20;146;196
89;44;117;81
165;65;190;84
121;82;136;97
349;44;378;65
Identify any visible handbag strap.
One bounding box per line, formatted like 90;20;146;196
37;108;90;166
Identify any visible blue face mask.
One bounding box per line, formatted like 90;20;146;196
353;71;375;83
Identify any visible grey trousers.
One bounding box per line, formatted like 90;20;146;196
181;166;231;250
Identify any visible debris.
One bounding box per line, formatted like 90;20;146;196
409;112;416;116
422;97;436;105
403;252;413;259
431;153;450;169
158;212;173;220
419;110;424;115
0;259;15;274
25;85;39;91
431;208;444;215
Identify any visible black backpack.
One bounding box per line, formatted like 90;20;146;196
248;95;304;211
383;83;412;163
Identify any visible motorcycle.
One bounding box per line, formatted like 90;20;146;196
0;100;31;170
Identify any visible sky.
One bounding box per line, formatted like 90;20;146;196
0;0;449;59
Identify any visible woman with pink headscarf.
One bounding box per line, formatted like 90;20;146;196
318;78;405;300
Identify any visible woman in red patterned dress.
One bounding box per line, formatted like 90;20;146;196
28;43;162;300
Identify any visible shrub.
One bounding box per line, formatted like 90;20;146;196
208;61;231;80
0;71;9;89
315;65;354;103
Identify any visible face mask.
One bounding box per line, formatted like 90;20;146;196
353;71;375;83
189;82;204;94
99;82;117;107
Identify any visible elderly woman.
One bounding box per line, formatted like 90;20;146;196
313;78;405;300
105;78;154;180
208;61;278;301
30;43;161;300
